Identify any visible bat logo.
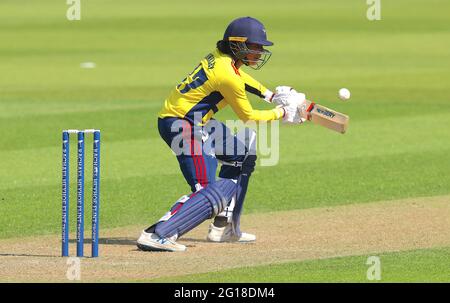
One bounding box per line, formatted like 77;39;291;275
317;108;335;118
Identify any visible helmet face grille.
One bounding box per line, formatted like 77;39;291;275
229;41;272;70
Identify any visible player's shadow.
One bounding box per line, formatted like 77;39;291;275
0;237;213;257
69;237;136;246
0;253;56;258
179;237;209;243
0;238;136;258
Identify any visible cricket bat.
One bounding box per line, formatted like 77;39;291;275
303;100;349;134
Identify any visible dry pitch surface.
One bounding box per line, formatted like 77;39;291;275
0;195;449;282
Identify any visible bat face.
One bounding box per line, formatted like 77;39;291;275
304;101;349;134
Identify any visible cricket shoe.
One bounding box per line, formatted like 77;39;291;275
206;223;256;243
137;230;186;252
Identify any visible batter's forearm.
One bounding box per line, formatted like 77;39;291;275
236;107;284;122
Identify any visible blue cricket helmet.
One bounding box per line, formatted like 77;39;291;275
223;16;273;46
222;17;273;70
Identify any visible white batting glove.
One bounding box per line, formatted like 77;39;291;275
282;92;308;124
296;93;310;121
271;86;297;106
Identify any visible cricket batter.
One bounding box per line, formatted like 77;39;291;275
138;16;307;252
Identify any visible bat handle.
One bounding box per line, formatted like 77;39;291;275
306;101;315;113
299;100;315;121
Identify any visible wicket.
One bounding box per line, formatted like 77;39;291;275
62;129;101;258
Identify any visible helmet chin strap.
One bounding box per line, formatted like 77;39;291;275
232;54;260;70
233;59;244;69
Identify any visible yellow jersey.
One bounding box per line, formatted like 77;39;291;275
159;49;283;125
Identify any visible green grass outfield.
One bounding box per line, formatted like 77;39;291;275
149;247;450;283
1;0;449;282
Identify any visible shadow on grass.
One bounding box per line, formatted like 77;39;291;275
69;237;137;246
0;238;137;257
0;253;57;258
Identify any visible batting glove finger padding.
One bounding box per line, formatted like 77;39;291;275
271;85;297;106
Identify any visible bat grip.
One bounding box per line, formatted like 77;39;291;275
306;101;315;112
305;101;315;121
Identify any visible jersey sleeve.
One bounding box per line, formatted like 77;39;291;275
239;69;273;102
219;75;284;122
